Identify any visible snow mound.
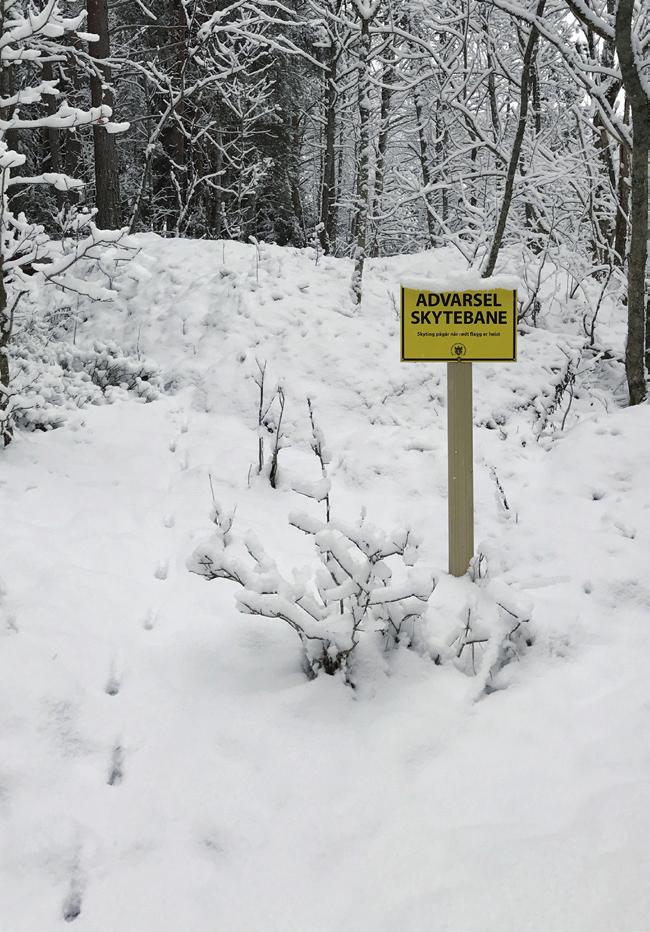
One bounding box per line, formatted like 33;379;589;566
1;236;649;931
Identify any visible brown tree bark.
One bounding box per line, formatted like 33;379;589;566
587;14;621;267
615;0;649;403
523;59;542;248
87;0;121;228
370;48;394;257
156;0;187;232
350;13;371;305
319;42;338;254
613;97;631;265
413;82;436;247
41;61;65;213
0;256;12;447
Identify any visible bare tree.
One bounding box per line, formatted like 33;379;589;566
483;0;546;277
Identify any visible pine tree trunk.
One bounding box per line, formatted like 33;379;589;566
0;3;12;446
370;50;394;257
350;14;371;305
210;128;224;239
613;97;631;267
87;0;121;228
615;0;649;404
40;61;65;213
524;60;542;250
484;18;501;141
414;83;436;247
0;255;11;447
159;0;187;232
319;44;338;254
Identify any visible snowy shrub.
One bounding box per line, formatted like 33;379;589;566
444;559;534;690
250;358;286;488
58;341;163;401
1;213;144;445
451;595;533;683
189;506;435;681
291;396;332;520
7;336;165;435
532;345;584;438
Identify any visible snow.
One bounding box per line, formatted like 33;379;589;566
401;270;518;292
1;236;649;930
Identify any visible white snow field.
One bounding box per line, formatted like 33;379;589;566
1;237;649;931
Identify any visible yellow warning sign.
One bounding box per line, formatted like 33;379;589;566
401;287;517;362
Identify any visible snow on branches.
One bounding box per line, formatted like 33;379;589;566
189;505;435;681
0;0;130;446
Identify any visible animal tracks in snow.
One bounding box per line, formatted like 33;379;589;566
154;558;169;581
62;883;83;923
107;744;125;787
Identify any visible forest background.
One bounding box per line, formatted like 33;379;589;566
0;0;647;450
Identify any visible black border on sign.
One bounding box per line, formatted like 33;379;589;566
400;287;517;362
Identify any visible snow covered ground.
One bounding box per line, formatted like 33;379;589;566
1;237;649;931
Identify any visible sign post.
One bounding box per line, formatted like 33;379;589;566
400;279;517;577
447;360;474;577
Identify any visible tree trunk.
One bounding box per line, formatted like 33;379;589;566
158;0;187;232
613;97;631;266
483;17;501;141
483;0;546;278
41;61;67;213
587;22;619;265
0;255;11;447
350;13;371;305
524;59;542;249
64;35;84;208
319;43;338;254
0;3;12;446
87;0;121;228
414;82;436;247
615;0;649;404
370;49;394;257
209;128;224;239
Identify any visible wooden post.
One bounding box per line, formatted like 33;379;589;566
447;361;474;576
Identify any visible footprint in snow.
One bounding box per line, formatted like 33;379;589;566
107;744;125;786
143;608;157;630
105;673;120;697
202;833;226;856
105;665;121;697
154;559;169;580
62;886;82;923
163;512;176;528
62;865;84;923
105;650;124;696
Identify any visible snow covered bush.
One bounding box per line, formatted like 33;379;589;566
451;591;533;684
7;334;164;434
429;555;535;692
58;341;163;400
189;506;435;681
249;358;286;488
